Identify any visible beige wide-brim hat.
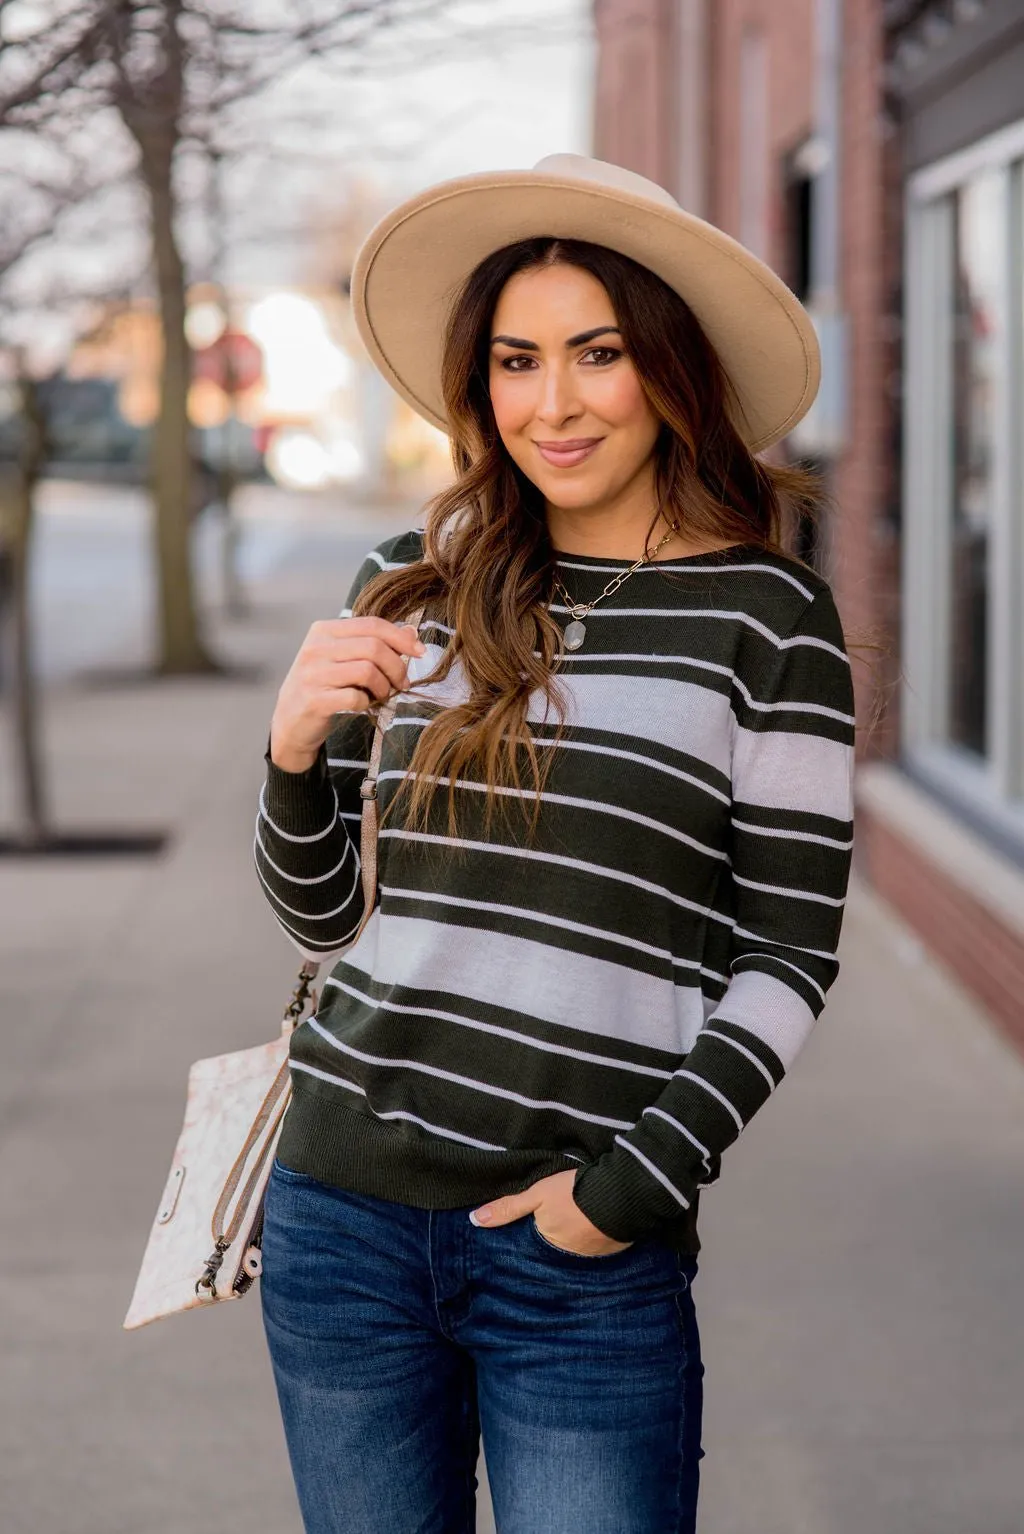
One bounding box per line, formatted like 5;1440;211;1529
351;153;820;455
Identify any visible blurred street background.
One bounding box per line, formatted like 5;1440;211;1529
2;2;1023;1531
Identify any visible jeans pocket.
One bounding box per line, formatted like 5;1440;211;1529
528;1215;638;1264
271;1156;321;1185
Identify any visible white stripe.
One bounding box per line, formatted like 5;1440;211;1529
732;873;847;907
289;1059;366;1095
731;725;854;819
731;674;856;725
378;883;729;984
611;1136;691;1209
375;1109;506;1152
326;757;370;771
259;899;358;955
404;664;735;778
531;734;730;801
699;1028;777;1091
377;771;730;864
408;648;851;726
548;603;849;662
392;718;732;806
565;651;733;680
731;817;854;850
778;633;850;661
258;783;339;843
254;853;361;922
731;952;827;1006
336;912;710;1054
325;972;673;1079
364;551;415;572
378;829;737;930
708;969;818;1068
671;1069;745;1132
554;557;816;599
306;1018;635;1130
732;925;838;964
641;1106;713;1173
254;821;357;886
288;1062;508;1152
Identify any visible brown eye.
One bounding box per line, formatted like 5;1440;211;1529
581;347;622;366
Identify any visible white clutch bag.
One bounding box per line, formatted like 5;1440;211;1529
122;970;313;1329
122;635;420;1332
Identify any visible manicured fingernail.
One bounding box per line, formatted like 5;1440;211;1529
470;1208;490;1226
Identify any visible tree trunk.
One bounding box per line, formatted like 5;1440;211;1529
116;0;217;675
5;373;48;843
216;433;245;618
145;141;216;673
217;316;246;619
207;153;246;620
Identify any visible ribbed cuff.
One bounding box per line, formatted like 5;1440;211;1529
262;736;336;835
572;1146;698;1245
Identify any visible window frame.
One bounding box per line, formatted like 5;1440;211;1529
902;116;1024;842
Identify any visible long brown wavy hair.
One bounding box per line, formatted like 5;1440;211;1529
354;237;826;840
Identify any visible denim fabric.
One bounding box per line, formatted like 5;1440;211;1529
261;1157;705;1534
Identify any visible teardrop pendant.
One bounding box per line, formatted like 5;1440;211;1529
564;619;587;651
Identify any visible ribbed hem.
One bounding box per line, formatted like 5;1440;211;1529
277;1082;701;1254
572;1148;703;1249
262;739;336;834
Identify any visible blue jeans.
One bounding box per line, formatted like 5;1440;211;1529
261;1158;704;1533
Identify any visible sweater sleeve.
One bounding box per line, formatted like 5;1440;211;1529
572;587;856;1244
252;540;406;961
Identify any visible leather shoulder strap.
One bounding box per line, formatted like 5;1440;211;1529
287;607;425;989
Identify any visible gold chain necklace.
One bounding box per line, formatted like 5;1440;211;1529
551;521;680;652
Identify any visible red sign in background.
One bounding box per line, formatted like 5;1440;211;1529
192;330;263;392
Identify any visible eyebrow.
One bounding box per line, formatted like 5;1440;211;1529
490;325;621;351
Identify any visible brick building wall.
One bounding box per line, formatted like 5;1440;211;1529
592;0;678;189
591;0;1024;1050
594;0;900;756
706;0;815;270
831;0;902;762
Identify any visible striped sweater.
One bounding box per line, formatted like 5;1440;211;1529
255;529;855;1251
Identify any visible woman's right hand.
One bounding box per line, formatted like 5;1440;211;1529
269;617;427;774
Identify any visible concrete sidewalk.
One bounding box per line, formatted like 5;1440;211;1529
1;498;1022;1533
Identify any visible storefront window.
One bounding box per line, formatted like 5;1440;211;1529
948;170;1001;757
903;117;1024;828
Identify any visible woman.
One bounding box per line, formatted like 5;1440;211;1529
254;155;855;1534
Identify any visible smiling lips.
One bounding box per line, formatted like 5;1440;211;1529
534;438;603;468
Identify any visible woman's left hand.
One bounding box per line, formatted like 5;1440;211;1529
470;1169;633;1256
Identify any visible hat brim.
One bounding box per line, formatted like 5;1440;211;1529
352;169;820;454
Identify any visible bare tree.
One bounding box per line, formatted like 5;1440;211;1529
0;2;209;672
0;353;49;845
0;93;140;846
0;1;583;674
0;254;159;853
112;1;209;669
